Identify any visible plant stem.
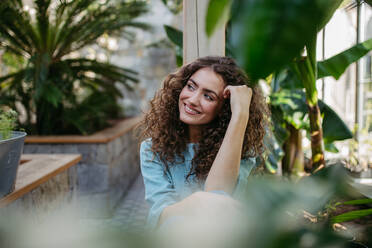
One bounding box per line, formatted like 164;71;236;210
305;37;325;172
282;124;304;176
308;102;325;171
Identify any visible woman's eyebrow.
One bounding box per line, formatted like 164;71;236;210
189;78;219;98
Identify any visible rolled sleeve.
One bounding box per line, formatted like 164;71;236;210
140;140;180;229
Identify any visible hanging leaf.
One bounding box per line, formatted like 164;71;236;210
318;100;353;143
318;38;372;79
163;25;183;66
164;24;183;47
228;0;342;82
324;143;339;153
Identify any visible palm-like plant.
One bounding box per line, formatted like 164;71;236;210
0;0;149;135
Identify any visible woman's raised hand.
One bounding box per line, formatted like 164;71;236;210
223;85;252;120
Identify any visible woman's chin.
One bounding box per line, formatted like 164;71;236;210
180;115;199;125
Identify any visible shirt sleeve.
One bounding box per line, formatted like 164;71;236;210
140;139;180;229
233;157;257;198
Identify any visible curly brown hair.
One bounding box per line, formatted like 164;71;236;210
138;56;268;181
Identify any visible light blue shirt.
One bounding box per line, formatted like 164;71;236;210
140;138;257;229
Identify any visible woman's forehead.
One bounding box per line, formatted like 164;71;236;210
189;68;225;92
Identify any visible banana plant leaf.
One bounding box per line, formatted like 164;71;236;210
270;90;309;130
271;90;352;144
324;143;339;153
318;38;372;80
366;0;372;6
272;68;304;91
318;99;353;143
218;0;343;82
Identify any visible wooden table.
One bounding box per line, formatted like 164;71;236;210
0;154;81;207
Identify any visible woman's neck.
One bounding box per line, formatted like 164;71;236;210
188;125;201;143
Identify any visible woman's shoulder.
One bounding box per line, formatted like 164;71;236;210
140;138;153;151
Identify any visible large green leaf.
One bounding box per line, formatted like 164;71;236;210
271;90;353;143
163;25;182;47
272;68;304;91
270;90;309;130
205;0;231;37
318;100;353;143
318;38;372;79
228;0;342;82
366;0;372;7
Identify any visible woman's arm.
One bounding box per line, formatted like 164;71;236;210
159;191;242;226
204;85;252;194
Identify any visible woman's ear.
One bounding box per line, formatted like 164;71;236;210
222;86;231;99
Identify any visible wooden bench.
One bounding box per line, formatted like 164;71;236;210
0;154;81;208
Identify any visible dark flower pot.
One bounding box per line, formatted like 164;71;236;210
0;131;27;197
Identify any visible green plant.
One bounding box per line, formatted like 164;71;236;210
0;0;149;135
332;198;372;224
164;25;183;67
161;0;183;15
0;108;18;140
205;0;372;173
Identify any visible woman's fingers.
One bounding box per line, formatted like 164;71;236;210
223;85;252;118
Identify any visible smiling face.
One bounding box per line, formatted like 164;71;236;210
178;67;225;140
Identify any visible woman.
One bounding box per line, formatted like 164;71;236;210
138;56;267;229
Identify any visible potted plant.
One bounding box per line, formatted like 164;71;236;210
0;108;26;197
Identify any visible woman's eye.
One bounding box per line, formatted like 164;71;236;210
187;84;194;90
204;94;213;101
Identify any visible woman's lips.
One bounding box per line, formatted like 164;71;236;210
184;104;200;115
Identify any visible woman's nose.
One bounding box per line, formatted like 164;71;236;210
188;92;200;106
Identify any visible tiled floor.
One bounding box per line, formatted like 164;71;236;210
109;175;149;231
79;175;149;232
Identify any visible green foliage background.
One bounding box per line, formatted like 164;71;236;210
0;0;149;135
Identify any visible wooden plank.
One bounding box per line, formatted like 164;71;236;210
183;0;198;64
0;154;81;207
196;0;225;58
183;0;225;65
25;116;142;144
